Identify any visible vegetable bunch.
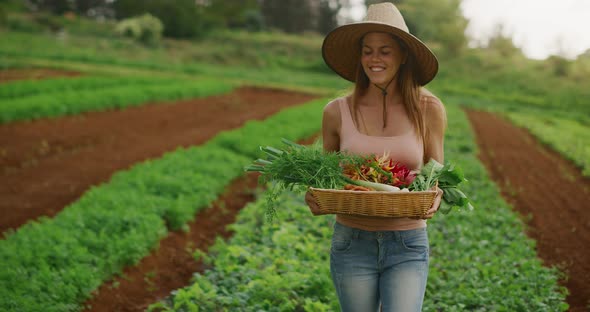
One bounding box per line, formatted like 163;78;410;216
342;153;415;188
246;139;473;220
408;159;474;214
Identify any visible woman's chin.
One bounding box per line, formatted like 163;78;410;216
370;78;389;87
367;74;393;87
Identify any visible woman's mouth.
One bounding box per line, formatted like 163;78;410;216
369;66;385;72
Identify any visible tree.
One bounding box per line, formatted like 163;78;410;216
260;0;314;33
486;23;522;58
318;0;342;35
25;0;73;14
206;0;259;29
74;0;110;16
112;0;216;39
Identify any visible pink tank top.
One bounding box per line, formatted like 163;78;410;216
336;97;427;231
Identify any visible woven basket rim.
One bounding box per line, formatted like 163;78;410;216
309;187;437;195
308;187;437;217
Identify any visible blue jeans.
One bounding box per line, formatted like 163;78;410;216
330;222;429;312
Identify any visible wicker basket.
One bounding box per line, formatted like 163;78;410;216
309;187;437;217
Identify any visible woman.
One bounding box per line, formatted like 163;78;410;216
305;2;446;311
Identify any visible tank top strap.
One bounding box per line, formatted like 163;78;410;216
338;97;356;137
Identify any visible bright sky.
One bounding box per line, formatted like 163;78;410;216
347;0;590;60
461;0;590;59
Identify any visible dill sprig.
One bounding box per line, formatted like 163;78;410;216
245;139;360;221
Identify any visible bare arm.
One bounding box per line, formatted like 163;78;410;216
423;96;446;164
306;99;342;215
322;99;341;152
421;96;447;219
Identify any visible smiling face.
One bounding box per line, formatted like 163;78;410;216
360;32;406;88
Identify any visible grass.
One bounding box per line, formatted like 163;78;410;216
0;78;235;123
506;111;590;177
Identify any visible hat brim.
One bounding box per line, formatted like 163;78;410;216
322;22;439;86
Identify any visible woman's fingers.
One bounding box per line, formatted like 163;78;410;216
422;188;443;219
305;190;322;215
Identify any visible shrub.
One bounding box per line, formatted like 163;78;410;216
115;13;163;46
0;7;6;27
114;0;214;39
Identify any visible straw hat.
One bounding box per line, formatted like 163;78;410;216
322;2;438;85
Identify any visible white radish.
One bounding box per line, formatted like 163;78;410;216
351;179;401;192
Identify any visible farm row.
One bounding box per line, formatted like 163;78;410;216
1;28;586;310
149;103;568;312
0;75;233;123
0;75;569;310
0;87;327;311
2;29;588;176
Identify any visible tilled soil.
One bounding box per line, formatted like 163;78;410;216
83;171;261;312
466;109;590;312
84;132;318;312
0;68;82;83
3;81;587;311
0;87;316;233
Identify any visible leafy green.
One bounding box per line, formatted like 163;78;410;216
410;159;474;214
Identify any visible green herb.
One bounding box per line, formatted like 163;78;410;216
245;139;360;221
246;139;351;190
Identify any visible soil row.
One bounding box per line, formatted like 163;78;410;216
466;109;590;312
3;74;587;310
1;85;317;311
0;87;316;233
0;68;82;83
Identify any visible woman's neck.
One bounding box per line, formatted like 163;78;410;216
360;83;402;107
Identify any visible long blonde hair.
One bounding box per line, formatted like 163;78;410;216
351;36;426;143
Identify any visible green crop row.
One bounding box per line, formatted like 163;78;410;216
0;31;347;94
507;111;590;177
430;80;590;121
149;186;339;312
425;103;567;311
0;96;327;312
0;31;199;74
0;78;233;123
151;102;568;311
0;76;183;99
439;93;590;178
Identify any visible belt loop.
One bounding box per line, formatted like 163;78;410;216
352;228;360;239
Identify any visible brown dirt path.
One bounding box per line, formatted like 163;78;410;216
0;68;82;83
82;172;260;312
466;109;590;312
0;87;316;234
82;134;317;312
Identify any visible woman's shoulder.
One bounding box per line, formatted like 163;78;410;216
419;89;447;126
419;89;443;106
325;95;347;109
323;95;348;118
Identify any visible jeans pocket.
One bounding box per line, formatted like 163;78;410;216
331;238;352;253
401;231;429;254
331;222;354;253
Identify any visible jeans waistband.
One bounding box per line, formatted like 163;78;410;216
333;221;427;241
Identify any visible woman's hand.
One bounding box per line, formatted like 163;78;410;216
305;190;326;216
421;187;443;219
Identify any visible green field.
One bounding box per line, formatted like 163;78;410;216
1;4;588;311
